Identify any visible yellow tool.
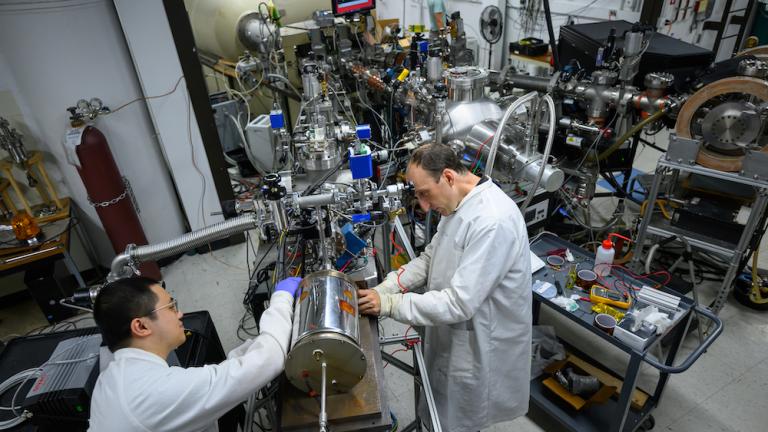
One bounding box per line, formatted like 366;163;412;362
397;68;410;82
565;265;577;290
591;303;625;321
590;285;631;309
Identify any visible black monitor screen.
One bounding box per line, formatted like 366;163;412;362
333;0;375;15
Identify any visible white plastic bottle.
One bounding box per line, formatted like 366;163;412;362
594;239;615;276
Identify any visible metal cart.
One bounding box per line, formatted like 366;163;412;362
530;233;723;432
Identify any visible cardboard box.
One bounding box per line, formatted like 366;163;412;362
542;352;650;411
542;358;616;411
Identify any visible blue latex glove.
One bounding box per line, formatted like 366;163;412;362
274;277;302;297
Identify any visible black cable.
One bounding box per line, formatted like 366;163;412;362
301;152;349;197
300;239;307;278
242;240;278;334
246;231;251;279
389;90;396;139
639;137;667;153
542;0;560;70
249;241;276;281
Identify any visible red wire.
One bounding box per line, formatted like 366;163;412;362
404;326;420;347
470;133;495;171
396;267;408;292
606;264;670;289
339;257;352;272
390;231;406;256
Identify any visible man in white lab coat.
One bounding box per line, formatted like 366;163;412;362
359;143;532;432
88;276;299;432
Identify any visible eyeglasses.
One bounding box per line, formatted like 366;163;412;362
146;297;179;316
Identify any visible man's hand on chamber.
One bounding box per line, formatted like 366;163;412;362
275;277;302;297
358;289;381;316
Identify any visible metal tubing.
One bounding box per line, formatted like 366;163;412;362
382;220;392;274
679;237;704;343
296;193;336;208
394;217;417;260
316;206;330;269
319;362;328;432
109;213;259;280
0;246;58;264
414;344;442;432
711;193;768;314
62;250;86;289
630;164;665;269
413;348;422;432
243;393;256;432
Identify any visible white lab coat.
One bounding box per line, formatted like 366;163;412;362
88;291;294;432
377;179;532;432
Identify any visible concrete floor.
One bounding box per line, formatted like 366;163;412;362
2;138;768;431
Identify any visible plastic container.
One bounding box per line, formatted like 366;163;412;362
593;239;614;276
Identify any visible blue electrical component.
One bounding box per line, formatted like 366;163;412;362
335;223;367;268
351;213;372;223
269;110;285;129
349;147;373;179
417;40;429;53
355;124;371;140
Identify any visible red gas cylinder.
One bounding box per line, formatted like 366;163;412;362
72;124;161;279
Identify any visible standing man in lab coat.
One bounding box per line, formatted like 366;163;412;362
88;276;300;432
358;143;532;432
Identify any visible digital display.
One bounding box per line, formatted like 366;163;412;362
332;0;375;15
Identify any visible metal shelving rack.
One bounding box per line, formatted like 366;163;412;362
631;134;768;315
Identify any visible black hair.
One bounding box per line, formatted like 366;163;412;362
93;276;160;352
409;143;468;181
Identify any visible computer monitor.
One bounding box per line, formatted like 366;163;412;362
332;0;375;16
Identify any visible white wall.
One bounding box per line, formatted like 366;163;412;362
656;0;752;60
0;0;187;266
113;0;225;230
0;52;94;271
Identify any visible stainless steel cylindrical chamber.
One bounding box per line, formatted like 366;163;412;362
426;55;443;82
445;66;488;102
285;270;367;394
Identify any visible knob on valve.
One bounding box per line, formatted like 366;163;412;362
261;173;287;200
